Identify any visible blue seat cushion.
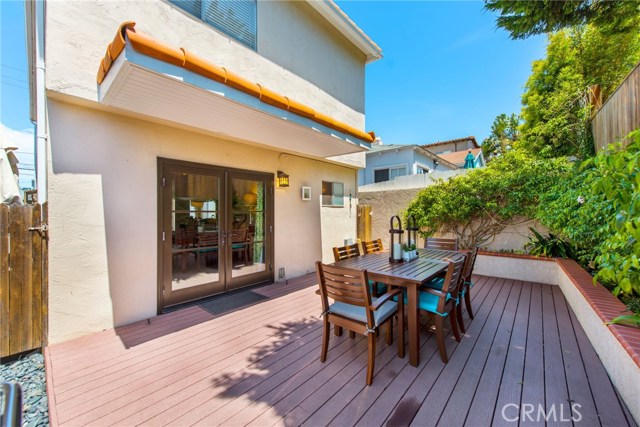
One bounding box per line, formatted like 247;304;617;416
328;298;397;327
422;276;445;291
396;291;452;317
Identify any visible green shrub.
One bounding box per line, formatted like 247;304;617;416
535;163;613;269
525;228;576;258
406;151;571;249
589;131;640;297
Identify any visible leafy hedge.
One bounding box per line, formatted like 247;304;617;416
407;132;639;301
406;151;571;249
537;131;640;297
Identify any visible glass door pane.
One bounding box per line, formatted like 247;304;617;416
229;177;267;279
171;172;223;293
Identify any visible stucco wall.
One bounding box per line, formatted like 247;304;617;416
258;1;365;113
359;188;545;251
46;100;357;343
44;0;365;128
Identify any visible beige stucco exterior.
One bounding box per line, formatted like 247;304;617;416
45;0;365;127
41;0;374;343
46;100;359;343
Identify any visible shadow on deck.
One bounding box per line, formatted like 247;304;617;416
44;274;637;426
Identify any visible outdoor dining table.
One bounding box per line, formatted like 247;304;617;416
331;248;466;367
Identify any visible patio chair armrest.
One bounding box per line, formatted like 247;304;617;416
371;289;402;311
422;288;446;298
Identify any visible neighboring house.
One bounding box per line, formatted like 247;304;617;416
26;0;381;343
437;148;485;168
422;136;485;168
358;142;458;186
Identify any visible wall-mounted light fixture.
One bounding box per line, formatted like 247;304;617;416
277;170;290;188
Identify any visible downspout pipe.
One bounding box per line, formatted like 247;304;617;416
26;0;47;203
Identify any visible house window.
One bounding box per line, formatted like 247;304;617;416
373;166;406;183
322;181;344;207
170;0;257;50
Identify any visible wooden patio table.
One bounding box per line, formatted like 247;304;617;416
331;248;465;367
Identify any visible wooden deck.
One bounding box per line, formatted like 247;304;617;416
44;275;637;427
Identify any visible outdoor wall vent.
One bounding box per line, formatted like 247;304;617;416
278;267;286;280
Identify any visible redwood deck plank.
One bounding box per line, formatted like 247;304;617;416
541;284;571;427
437;279;522;427
489;281;532;427
43;275;636;427
407;277;514;427
551;285;601;426
354;275;500;427
520;281;545;427
568;301;631;427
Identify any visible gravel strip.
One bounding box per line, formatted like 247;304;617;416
1;350;49;427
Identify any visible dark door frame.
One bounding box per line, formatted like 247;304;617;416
157;157;274;313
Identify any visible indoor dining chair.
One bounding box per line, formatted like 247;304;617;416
315;261;404;385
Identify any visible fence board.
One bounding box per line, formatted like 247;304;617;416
0;204;9;356
0;203;47;358
31;204;43;349
592;61;640;151
42;202;49;348
357;205;372;243
10;206;32;354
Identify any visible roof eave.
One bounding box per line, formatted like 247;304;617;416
306;0;382;63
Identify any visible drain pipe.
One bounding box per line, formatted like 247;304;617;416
26;0;47;203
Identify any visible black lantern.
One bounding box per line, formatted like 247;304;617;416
389;215;404;263
406;214;419;258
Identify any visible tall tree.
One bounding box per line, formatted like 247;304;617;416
482;113;520;160
484;0;640;39
520;25;640;158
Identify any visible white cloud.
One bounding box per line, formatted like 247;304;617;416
0;122;35;188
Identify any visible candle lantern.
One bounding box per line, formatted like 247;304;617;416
406;214;419;257
389;215;404;263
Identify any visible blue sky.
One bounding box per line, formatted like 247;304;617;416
1;0;34;188
0;1;546;188
335;0;546;145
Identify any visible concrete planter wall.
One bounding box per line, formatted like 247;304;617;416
475;252;640;422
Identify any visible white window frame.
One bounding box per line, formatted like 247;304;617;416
372;164;408;184
322;181;344;207
415;162;431;174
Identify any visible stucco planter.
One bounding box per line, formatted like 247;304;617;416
475;252;640;422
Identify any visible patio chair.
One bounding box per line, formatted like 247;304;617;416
331;243;363;338
361;238;383;254
360;239;387;297
457;247;479;333
315;261;404;385
424;237;459;251
332;242;361;261
416;257;465;363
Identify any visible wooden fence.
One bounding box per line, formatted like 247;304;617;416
357;205;372;243
592;61;640;151
0;203;48;358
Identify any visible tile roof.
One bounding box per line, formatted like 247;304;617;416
423;136;479;149
97;22;375;143
436;148;482;166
